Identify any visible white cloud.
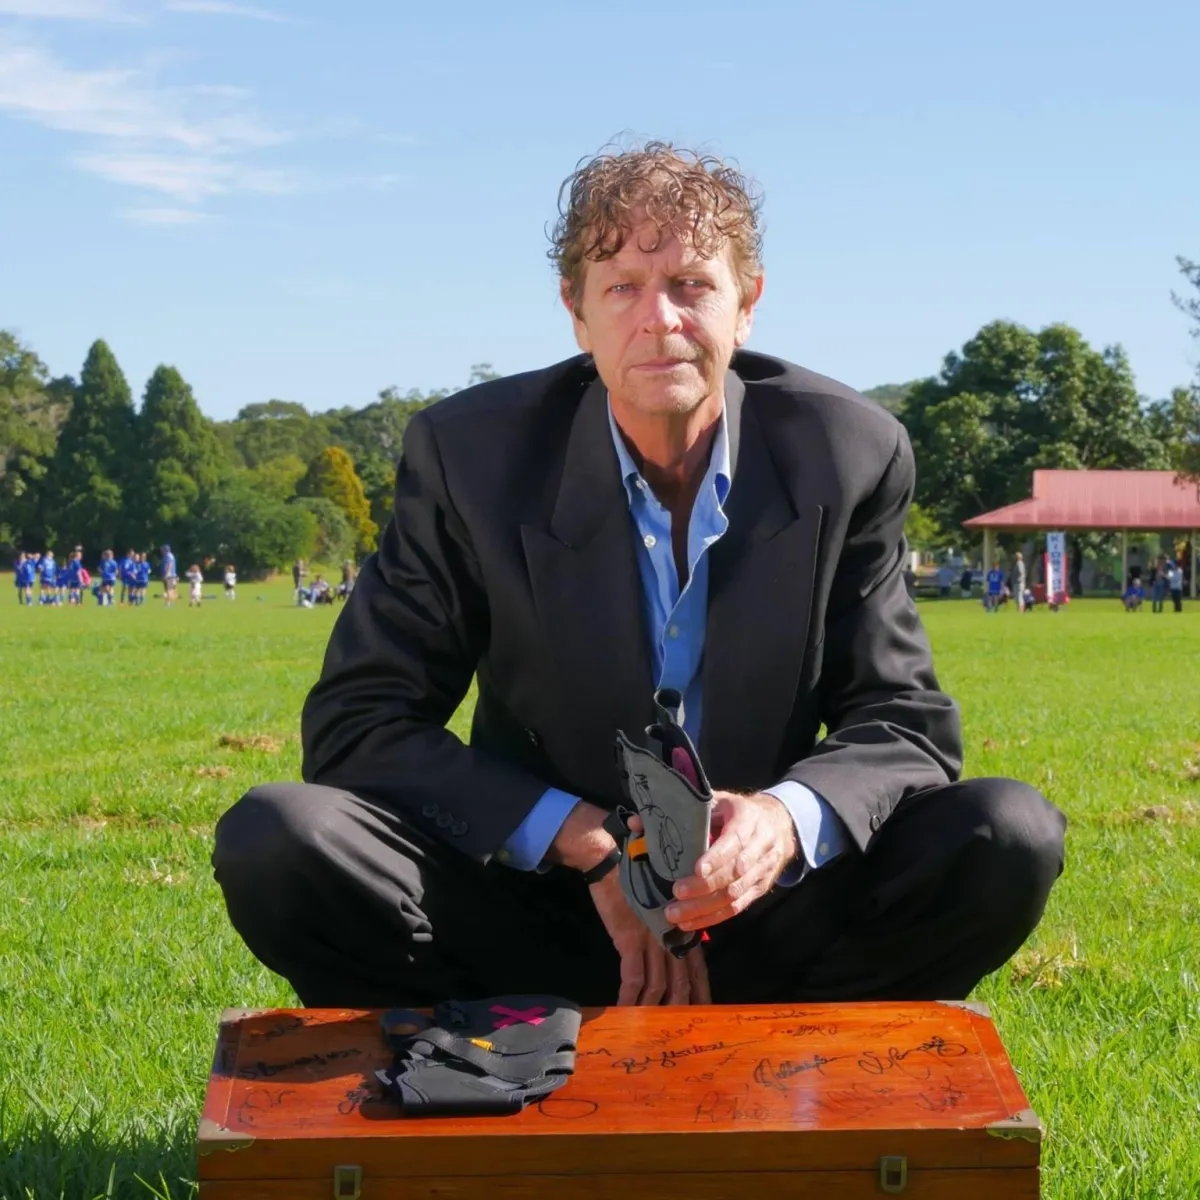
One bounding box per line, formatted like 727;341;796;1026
0;0;137;19
165;0;294;22
0;34;295;214
123;205;209;224
78;150;298;202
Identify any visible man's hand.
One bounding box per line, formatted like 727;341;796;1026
664;791;799;933
548;800;710;1006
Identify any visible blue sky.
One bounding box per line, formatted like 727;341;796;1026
1;0;1197;421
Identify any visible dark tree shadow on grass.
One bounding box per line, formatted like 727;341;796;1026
0;1116;199;1200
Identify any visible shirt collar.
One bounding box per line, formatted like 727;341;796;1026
606;394;731;506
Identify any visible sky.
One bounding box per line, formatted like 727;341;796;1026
1;0;1197;421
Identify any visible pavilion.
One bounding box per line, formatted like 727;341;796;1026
962;469;1200;599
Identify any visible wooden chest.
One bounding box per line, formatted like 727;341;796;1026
196;1000;1041;1198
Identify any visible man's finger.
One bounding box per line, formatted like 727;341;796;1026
617;939;646;1006
677;863;776;930
666;951;691;1005
640;941;668;1006
688;948;711;1004
693;815;753;883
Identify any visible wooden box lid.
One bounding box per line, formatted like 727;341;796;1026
197;1001;1040;1182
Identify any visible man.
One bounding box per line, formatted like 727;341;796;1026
160;544;177;606
1013;551;1027;613
214;142;1066;1010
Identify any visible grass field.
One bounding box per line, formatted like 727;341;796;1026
1;580;1198;1199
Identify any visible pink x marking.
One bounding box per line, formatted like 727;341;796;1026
490;1005;547;1029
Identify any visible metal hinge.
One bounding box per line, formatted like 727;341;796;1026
879;1154;908;1193
333;1164;362;1199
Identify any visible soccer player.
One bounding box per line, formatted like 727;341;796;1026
15;553;36;605
186;563;204;607
97;550;120;606
118;549;136;605
38;551;58;605
985;560;1006;612
224;563;237;600
61;551;82;605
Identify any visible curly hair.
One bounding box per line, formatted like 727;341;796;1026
549;139;764;310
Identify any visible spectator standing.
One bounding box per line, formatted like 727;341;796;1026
224;564;237;600
161;544;178;606
1150;555;1167;613
1013;552;1027;612
1166;560;1184;612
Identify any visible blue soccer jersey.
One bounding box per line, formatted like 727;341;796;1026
161;551;176;578
40;560;58;587
100;558;119;585
986;568;1005;594
137;561;151;586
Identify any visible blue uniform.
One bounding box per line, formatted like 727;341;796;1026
136;561;151;586
161;551;176;579
986;569;1005;595
99;558;119;585
16;560;36;587
40;560;57;587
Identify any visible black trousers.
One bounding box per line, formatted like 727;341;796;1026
211;777;1066;1008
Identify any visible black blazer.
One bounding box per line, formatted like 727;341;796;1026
301;351;963;863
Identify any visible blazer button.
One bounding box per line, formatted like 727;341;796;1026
451;820;468;836
436;812;453;829
869;814;882;833
421;802;439;819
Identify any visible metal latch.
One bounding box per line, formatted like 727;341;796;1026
879;1154;908;1193
333;1164;362;1199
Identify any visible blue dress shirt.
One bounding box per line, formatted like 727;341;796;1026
499;396;849;883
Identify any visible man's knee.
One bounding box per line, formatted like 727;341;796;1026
952;777;1067;924
212;782;344;897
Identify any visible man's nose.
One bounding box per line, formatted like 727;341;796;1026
639;286;684;334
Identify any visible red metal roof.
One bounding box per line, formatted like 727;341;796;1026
963;470;1200;530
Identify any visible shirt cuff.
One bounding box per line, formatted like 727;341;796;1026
495;787;580;871
761;780;850;887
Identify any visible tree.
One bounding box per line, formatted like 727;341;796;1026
198;476;316;577
0;330;72;552
132;365;227;555
904;501;950;554
1170;256;1200;486
296;446;378;556
222;399;330;468
292;496;355;565
46;339;136;550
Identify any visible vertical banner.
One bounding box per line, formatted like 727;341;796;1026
1045;531;1066;608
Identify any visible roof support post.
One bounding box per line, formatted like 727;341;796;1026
1192;532;1197;600
1121;530;1128;589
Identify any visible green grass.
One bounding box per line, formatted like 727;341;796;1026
1;583;1198;1198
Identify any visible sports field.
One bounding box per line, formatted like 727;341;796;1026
1;580;1197;1199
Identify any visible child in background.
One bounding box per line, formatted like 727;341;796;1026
39;552;58;605
186;563;204;607
224;564;237;600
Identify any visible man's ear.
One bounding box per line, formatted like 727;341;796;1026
733;273;765;349
561;277;590;353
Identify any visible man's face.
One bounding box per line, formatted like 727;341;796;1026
563;219;762;416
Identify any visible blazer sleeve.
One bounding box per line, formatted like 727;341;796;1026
300;410;553;862
778;424;963;853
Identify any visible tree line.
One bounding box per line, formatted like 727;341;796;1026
2;257;1197;578
0;332;498;576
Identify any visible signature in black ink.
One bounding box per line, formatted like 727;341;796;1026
648;1018;702;1048
813;1083;899;1120
237;1087;295;1125
237;1047;362;1080
857;1037;969;1080
337;1085;372;1115
246;1016;306;1042
614;1040;742;1074
685;1048;742;1084
733;1008;838;1025
753;1054;842;1092
914;1077;968;1112
578;1047;613;1057
781;1024;840;1038
693;1091;776;1124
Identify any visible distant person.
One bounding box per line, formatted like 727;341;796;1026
1122;580;1144;611
14;552;35;605
98;550;119;606
62;551;83;605
338;559;357;601
38;552;58;605
960;567;972;598
1013;552;1027;612
936;563;954;598
985;561;1005;611
160;545;178;606
297;574;332;607
293;559;307;598
1166;560;1184;612
133;553;151;605
118;549;136;605
224;564;237;600
186;563;204;607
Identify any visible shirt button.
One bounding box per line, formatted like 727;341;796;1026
421;802;438;819
668;625;680;638
643;534;657;549
436;812;453;829
451;820;469;836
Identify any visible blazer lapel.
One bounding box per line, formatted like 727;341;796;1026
520;376;657;796
698;383;823;789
